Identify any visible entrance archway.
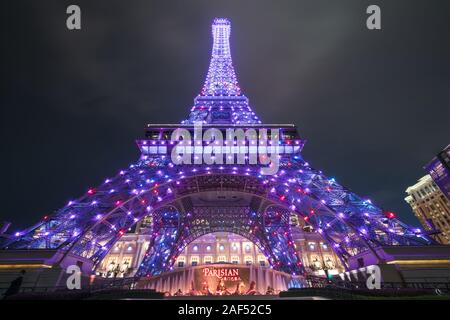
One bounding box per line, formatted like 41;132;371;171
136;199;304;276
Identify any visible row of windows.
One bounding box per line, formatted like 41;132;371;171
146;130;299;140
307;242;329;251
410;183;440;201
140;145;301;155
177;256;265;267
189;243;254;253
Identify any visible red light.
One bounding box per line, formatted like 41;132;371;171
43;215;48;220
280;195;286;201
304;216;309;221
115;200;122;207
384;211;396;219
118;229;125;236
87;188;96;195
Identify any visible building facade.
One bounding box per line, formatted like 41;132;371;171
98;214;344;278
425;144;450;200
0;18;439;291
405;175;450;244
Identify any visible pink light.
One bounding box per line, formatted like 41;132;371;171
384;211;396;219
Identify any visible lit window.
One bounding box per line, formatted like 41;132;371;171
193;245;198;252
206;245;211;251
204;256;212;264
219;244;225;251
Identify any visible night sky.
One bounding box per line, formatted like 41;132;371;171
1;0;449;229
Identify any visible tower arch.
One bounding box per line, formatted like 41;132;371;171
0;18;435;282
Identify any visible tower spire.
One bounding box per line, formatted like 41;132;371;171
182;18;261;125
201;18;241;96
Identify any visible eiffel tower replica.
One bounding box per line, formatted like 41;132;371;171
0;18;434;279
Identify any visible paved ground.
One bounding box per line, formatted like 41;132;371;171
124;295;329;300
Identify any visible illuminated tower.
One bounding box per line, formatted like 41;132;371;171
0;18;435;279
183;18;260;125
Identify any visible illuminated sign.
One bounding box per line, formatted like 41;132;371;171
202;267;241;281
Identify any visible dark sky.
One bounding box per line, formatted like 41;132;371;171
1;0;449;229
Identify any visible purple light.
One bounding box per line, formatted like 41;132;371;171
6;17;435;279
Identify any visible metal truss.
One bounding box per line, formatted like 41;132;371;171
0;18;436;277
0;154;434;274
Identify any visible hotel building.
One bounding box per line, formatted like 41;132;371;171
405;175;450;244
98;214;344;278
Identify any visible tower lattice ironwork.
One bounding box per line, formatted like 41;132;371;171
0;18;434;277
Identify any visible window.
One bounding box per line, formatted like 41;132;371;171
217;256;226;263
204;256;212;264
283;130;298;140
191;256;199;266
177;256;186;268
161;131;170;140
259;260;266;267
231;256;239;264
146;130;160;139
245;256;253;266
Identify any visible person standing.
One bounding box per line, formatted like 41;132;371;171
2;270;26;299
